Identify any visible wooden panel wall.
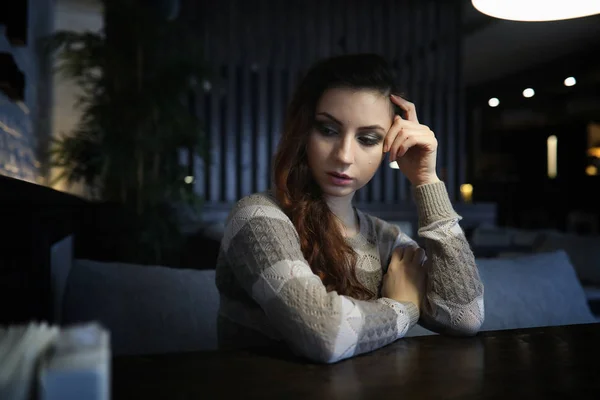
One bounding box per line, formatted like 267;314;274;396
186;0;464;205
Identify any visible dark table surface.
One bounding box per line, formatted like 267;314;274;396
112;323;600;399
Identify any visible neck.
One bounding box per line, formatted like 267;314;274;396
323;193;357;236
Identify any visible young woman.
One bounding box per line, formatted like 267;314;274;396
215;54;484;364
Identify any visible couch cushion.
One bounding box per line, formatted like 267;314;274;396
62;260;219;355
477;250;596;331
536;233;600;285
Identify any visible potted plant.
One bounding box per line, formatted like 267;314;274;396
46;0;209;265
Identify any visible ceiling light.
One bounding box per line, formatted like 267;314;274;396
472;0;600;22
564;77;576;87
488;97;500;107
523;88;535;98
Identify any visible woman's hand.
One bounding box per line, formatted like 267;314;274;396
383;95;440;186
381;246;427;311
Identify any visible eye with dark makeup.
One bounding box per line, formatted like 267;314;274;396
358;134;383;147
314;120;383;147
314;120;338;137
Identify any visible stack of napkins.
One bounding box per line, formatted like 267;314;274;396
0;322;59;400
0;322;110;400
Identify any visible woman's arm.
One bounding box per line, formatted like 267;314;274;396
221;194;419;363
380;95;483;334
412;181;485;335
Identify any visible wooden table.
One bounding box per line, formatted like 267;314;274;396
112;323;600;399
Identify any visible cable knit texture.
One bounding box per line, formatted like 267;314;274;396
215;181;484;363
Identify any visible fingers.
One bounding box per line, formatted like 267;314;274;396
413;248;426;266
388;130;426;162
383;111;433;157
383;115;402;153
392;246;404;261
389;130;438;161
398;246;426;264
388;129;406;163
390;94;419;124
392;245;416;261
396;135;419;159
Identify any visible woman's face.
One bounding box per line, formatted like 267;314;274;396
306;87;393;198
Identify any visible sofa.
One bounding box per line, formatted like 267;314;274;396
469;225;600;311
50;234;598;357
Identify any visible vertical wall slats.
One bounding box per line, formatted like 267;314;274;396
240;66;253;196
456;2;467;192
191;91;205;199
421;2;434;127
256;67;269;192
317;0;330;60
270;68;282;174
271;0;283;69
224;0;238;202
372;0;384;56
224;63;237;202
207;79;221;202
345;0;358;54
331;0;342;55
435;3;446;185
398;0;416;201
367;0;382;203
194;0;462;206
445;3;458;202
350;0;365;204
360;0;372;53
383;0;396;204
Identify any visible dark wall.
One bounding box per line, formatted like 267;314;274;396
180;0;467;206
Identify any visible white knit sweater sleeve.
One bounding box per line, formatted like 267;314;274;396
412;182;485;335
220;193;419;364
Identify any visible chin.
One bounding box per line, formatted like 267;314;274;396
320;184;357;198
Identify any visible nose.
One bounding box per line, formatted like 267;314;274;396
334;136;355;165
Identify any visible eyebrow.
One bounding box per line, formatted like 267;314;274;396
316;112;386;132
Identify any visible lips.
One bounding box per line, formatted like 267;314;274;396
326;172;354;186
328;172;352;179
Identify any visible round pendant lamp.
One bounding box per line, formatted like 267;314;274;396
472;0;600;22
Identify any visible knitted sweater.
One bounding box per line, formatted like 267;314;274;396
215;181;484;363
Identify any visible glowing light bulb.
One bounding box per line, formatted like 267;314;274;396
523;88;535;98
564;77;576;87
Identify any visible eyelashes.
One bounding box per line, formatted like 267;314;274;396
313;121;383;147
314;121;337;137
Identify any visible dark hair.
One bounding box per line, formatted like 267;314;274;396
273;54;402;300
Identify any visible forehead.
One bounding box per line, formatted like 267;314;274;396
315;88;392;126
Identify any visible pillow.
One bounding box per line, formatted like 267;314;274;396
62;260;220;355
477;250;596;331
536;233;600;285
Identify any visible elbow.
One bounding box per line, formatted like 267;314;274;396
453;317;483;336
291;330;355;364
309;353;342;365
427;297;485;336
297;338;348;365
451;299;485;336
